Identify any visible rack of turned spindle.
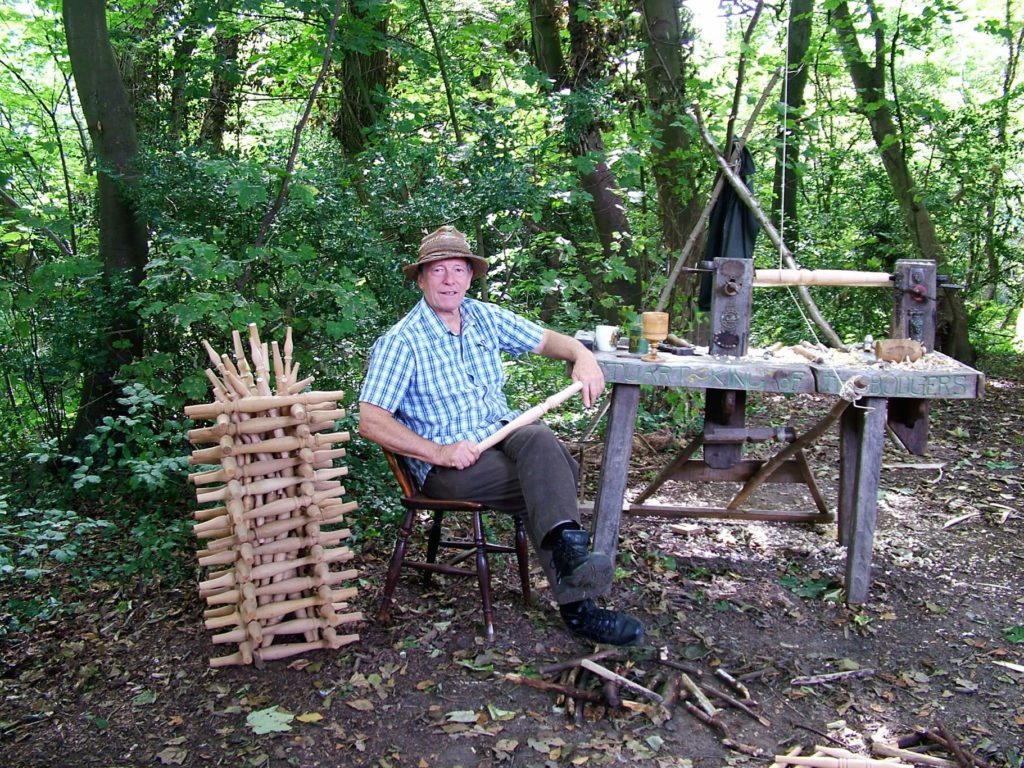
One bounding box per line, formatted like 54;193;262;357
183;324;361;667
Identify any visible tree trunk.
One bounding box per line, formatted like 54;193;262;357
331;0;392;155
980;6;1024;300
169;27;199;143
641;0;704;328
771;0;813;248
529;0;568;88
831;0;973;362
564;0;641;317
63;0;148;446
198;31;242;151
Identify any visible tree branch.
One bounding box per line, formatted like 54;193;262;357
420;0;463;145
690;108;847;349
725;0;765;150
0;189;75;258
246;0;345;270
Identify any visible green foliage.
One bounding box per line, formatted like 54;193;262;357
0;0;1022;614
778;569;842;601
26;382;190;503
0;498;115;583
1003;625;1024;644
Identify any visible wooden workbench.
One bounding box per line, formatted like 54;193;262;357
587;348;985;603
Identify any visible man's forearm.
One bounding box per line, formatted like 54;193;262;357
358;403;441;464
534;328;587;362
359;402;481;470
534;329;605;407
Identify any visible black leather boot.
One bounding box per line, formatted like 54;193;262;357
560;600;644;646
550;528;613;590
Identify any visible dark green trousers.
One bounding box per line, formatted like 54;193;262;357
421;422;607;604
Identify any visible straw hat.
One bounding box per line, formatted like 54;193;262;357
402;225;489;279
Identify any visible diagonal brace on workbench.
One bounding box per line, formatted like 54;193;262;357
725;396;855;511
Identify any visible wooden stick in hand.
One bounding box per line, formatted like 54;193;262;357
477;381;584;452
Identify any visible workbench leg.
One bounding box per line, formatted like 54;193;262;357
591;384;641;561
838;397;888;605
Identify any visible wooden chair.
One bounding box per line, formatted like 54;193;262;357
376;450;531;640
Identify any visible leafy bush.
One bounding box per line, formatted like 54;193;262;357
0;499;115;583
27;382;191;507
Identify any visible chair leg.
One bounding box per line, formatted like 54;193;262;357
377;505;417;625
422;509;445;585
472;510;496;641
513;514;531;603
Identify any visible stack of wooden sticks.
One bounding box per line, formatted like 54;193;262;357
184;324;361;667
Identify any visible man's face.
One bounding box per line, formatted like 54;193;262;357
417;258;472;314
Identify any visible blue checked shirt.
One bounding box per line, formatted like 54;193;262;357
359;297;546;484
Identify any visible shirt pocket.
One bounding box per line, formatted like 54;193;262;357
467;338;505;388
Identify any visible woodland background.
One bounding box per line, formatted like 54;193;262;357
1;0;1022;643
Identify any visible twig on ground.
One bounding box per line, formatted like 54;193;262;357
921;729;992;768
656;655;703;676
794;723;849;747
701;681;769;726
715;666;752;700
580;659;664;705
504;673;604;703
603;679;622;708
660;674;682;711
680;672;718;716
737;665;776;682
934;722;978;768
790;668;875;686
683;701;762;756
538;648;620;677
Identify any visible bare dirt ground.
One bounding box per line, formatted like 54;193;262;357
2;355;1022;768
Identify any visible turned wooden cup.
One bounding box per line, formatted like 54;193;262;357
641;311;669;362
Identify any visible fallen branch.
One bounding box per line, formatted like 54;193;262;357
737;665;776;682
701;681;769;726
680;672;718;717
504;673;603;703
935;722;976;768
655;648;703;676
790;668;875;686
715;667;752;700
660;674;682;711
922;730;992;768
942;511;980;530
538;648;620;678
684;701;762;756
794;723;851;748
603;679;622;708
580;659;664;705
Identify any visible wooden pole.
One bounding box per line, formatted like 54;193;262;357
184;390;347;418
477;382;583;452
753;268;892;288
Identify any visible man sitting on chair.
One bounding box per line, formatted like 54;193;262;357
358;225;643;646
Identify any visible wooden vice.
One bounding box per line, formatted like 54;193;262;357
887;259;937;454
